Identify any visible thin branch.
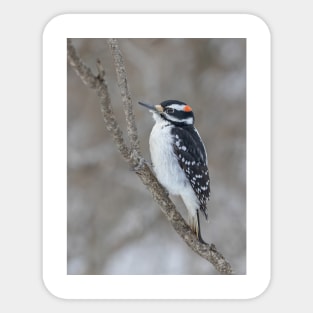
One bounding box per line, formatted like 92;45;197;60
67;39;100;89
67;39;131;161
67;39;233;275
107;38;141;153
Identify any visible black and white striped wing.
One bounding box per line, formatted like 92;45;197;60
171;126;210;218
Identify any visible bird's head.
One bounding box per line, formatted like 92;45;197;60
138;100;194;126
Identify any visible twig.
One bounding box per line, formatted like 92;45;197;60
107;38;141;154
67;39;131;161
67;38;233;274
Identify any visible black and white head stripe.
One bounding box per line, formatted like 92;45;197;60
159;100;194;126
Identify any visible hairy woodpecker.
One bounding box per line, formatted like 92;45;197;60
139;100;210;243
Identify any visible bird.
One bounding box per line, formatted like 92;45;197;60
138;99;210;243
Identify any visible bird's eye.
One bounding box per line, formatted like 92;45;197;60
165;108;174;114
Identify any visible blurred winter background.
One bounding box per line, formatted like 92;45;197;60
67;38;246;275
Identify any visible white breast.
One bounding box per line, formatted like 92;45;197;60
149;116;188;196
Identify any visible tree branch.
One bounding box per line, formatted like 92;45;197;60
67;39;131;161
107;38;140;153
67;38;233;275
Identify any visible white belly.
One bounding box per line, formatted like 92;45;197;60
149;122;189;196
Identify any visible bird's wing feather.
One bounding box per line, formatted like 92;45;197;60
171;126;210;218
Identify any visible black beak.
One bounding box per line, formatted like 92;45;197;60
138;101;163;112
138;101;156;111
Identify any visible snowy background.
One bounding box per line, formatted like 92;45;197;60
67;38;246;275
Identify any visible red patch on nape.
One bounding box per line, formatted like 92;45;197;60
183;105;192;112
